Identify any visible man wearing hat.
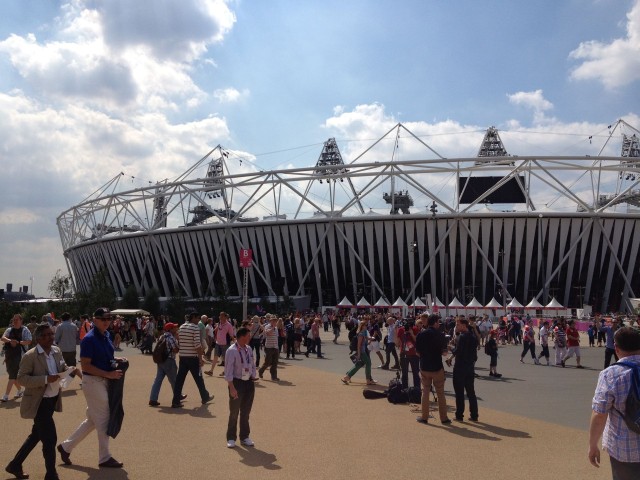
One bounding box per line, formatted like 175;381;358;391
58;308;125;469
148;322;186;407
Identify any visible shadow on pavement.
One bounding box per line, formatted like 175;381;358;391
61;464;130;479
234;447;281;470
466;421;531;438
158;405;216;418
428;423;500;441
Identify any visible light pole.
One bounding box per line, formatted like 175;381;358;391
410;240;417;318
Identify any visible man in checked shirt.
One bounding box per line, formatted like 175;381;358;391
589;326;640;479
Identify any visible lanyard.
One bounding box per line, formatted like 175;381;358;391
238;346;251;365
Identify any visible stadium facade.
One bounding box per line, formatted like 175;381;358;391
57;122;640;313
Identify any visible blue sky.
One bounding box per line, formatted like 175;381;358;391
0;0;639;296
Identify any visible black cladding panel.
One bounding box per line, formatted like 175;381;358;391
458;176;526;204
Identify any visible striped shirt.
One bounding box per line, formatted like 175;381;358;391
177;322;201;357
264;324;279;349
592;355;640;462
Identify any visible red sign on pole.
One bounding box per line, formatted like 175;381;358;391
239;248;253;268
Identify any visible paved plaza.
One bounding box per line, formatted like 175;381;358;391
1;330;613;479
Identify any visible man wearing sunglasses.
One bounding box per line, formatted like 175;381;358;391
57;308;125;469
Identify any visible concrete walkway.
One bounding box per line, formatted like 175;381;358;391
1;331;611;480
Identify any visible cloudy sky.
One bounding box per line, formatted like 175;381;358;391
1;0;639;297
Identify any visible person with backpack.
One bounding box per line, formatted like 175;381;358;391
1;314;31;402
148;323;186;407
589;326;640;477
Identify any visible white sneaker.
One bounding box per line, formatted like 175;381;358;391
226;440;236;448
14;391;24;399
0;395;8;402
241;438;255;447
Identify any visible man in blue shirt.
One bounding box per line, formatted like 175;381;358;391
58;308;125;469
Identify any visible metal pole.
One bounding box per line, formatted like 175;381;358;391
242;267;248;321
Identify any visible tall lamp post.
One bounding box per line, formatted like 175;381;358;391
410;240;417;318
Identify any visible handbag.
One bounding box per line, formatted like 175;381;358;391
349;353;364;367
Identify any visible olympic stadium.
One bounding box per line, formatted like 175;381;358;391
57;120;640;313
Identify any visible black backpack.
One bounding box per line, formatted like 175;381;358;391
3;327;25;359
387;383;408;404
152;335;170;364
615;361;640;434
386;373;408;404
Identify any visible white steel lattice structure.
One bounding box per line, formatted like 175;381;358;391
57;122;640;312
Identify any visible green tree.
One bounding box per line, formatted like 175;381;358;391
48;269;72;299
75;268;116;312
142;288;161;316
121;284;140;309
165;288;186;323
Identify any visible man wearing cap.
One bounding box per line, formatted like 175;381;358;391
148;323;185;407
58;308;125;469
171;312;213;408
224;327;258;448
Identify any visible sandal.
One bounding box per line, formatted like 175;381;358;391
341;377;350;385
204;371;213;376
366;380;378;385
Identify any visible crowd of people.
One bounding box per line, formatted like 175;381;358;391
2;307;639;479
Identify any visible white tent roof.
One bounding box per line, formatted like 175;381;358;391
356;297;371;308
410;298;427;308
485;297;503;308
111;309;150;316
466;297;483;308
392;297;408;307
507;298;524;308
545;297;564;309
336;297;353;307
373;297;390;308
433;297;445;307
525;298;544;309
448;297;464;308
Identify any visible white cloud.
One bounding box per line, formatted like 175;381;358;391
0;0;236;110
214;87;249;103
569;0;640;88
95;0;236;62
0;209;41;225
507;90;553;112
